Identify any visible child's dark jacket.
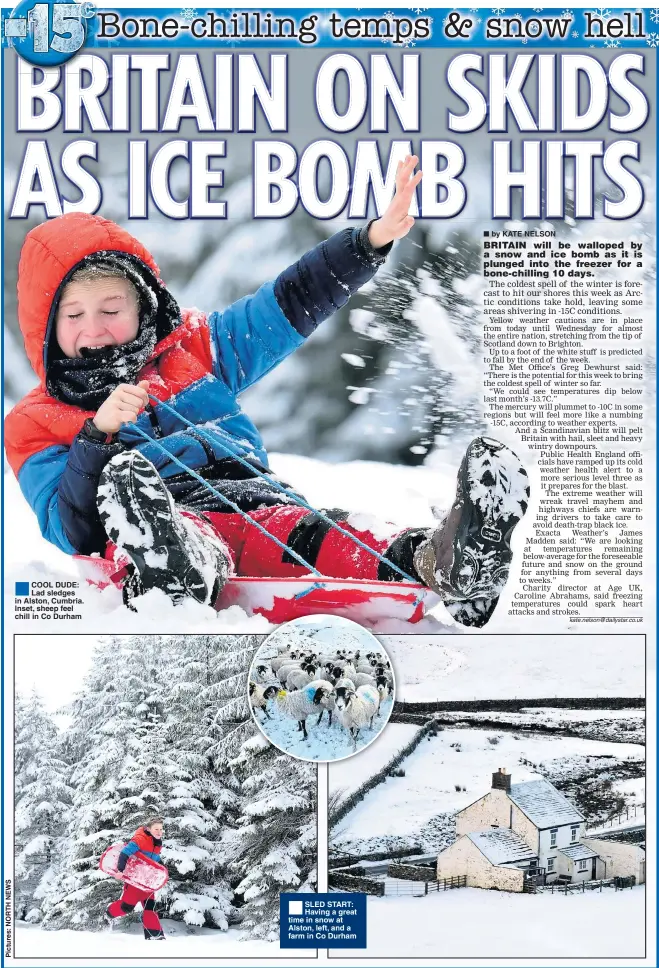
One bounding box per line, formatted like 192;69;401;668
5;213;389;555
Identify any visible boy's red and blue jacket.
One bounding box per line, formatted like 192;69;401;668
5;213;389;555
117;827;162;872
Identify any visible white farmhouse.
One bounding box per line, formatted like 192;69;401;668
437;769;625;891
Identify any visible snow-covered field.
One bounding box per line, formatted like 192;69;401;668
330;726;645;850
424;708;645;745
379;633;646;700
254;694;393;762
15;920;316;960
613;777;646;802
328;887;646;960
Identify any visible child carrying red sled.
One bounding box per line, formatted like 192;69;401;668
107;818;165;940
5;156;529;627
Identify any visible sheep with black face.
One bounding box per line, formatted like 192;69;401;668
335;684;381;743
275;680;336;740
249;682;279;719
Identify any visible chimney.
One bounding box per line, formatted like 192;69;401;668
492;768;511;793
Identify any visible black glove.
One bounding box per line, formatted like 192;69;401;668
117;852;128;873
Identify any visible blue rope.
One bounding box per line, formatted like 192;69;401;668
143;394;420;585
129;423;323;576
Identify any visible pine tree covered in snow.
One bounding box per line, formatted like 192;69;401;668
14;692;72;923
40;636;172;930
156;633;264;929
226;734;316;940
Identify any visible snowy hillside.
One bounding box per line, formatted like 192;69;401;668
330;725;645;856
378;633;645;700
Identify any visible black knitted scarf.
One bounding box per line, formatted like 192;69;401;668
45;252;180;411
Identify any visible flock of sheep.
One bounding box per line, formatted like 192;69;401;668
249;640;395;753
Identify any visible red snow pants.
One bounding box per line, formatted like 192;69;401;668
104;505;426;582
198;506;424;581
107;883;163;938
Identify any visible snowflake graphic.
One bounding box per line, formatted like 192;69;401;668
532;6;544;10
561;9;573;19
593;7;611;17
604;38;621;47
412;6;428;12
651;9;659;24
521;36;528;43
384;10;395;20
571;29;580;37
402;39;417;47
646;31;659;45
179;8;198;23
491;7;505;16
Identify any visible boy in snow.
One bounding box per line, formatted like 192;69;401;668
107;817;165;940
5;156;529;627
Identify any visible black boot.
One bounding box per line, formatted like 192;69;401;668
414;437;530;628
97;451;230;606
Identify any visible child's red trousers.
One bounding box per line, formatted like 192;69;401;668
193;506;425;582
107;883;162;938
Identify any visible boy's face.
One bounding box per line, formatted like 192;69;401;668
55;276;140;358
149;822;164;839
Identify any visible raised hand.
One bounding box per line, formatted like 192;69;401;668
367;154;423;249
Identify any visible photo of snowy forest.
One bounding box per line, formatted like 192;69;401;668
14;633;317;957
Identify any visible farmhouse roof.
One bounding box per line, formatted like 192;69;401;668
466;829;538;866
508;778;585;828
557;843;599;862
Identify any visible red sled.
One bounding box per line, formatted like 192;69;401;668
99;843;169;892
76;556;439;626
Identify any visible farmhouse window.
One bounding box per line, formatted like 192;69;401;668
547;857;555;872
577;859;588;871
571;826;579;842
550;828;558;846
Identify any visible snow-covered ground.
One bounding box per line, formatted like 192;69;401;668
15;920;316;960
330;727;645;850
254;694;393;762
328;887;646;960
613;777;646;803
425;708;645;745
379;633;645;700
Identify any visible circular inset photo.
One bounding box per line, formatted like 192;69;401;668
247;615;395;762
